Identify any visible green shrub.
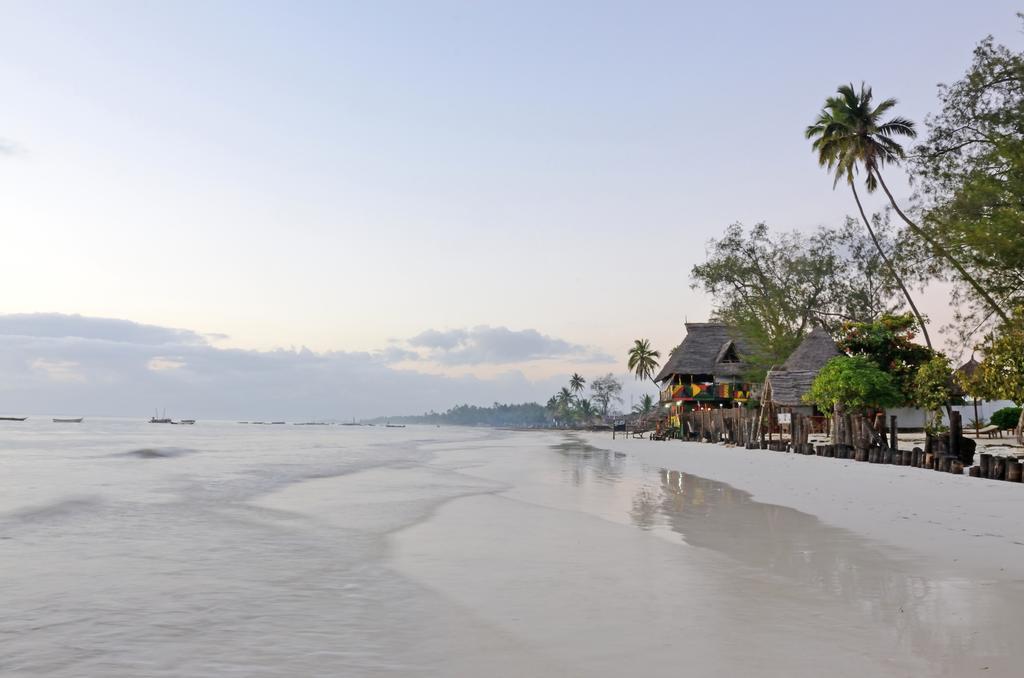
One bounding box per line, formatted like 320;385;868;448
990;406;1022;430
804;355;903;413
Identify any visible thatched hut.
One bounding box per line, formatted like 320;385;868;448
654;323;757;411
763;326;840;416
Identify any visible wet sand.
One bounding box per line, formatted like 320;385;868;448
383;431;1024;677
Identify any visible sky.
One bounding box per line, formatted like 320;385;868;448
0;1;1020;418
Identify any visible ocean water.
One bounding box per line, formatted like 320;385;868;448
0;418;493;676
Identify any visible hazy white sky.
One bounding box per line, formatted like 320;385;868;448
0;1;1019;415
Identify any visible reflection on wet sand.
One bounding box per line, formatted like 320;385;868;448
553;435;1024;675
550;436;627;486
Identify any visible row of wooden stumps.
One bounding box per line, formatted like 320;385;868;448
677;407;759;447
974;453;1024;482
676;408;1023;485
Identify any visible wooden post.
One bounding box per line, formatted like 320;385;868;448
889;415;898;452
950;459;964;475
992;456;1006;480
979;453;992;478
950;411;962;461
1007;460;1022;483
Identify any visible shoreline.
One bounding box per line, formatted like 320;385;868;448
579;431;1024;580
385;429;1024;676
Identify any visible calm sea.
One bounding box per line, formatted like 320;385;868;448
0;418;493;676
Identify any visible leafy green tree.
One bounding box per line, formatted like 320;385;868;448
837;314;933;403
691;221;909;376
962;307;1024;442
626;339;661;388
590;373;623;418
911;355;955;433
913;27;1024;336
804;356;903;414
806;84;934;349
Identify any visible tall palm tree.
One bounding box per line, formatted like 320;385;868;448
556;386;576;427
808;83;1007;326
569;373;586;396
627;339;662;389
806;84;934;349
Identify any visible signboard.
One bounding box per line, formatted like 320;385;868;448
777;412;792;424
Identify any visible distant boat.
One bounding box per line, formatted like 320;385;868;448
270;421;286;425
0;416;27;421
386;424;406;428
149;409;173;424
53;417;83;423
179;419;196;425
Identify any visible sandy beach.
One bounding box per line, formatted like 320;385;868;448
383;430;1024;677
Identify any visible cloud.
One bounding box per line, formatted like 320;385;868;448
408;328;469;351
0;314;621;419
0;138;23;155
407;326;612;365
0;313;206;346
31;358;85;383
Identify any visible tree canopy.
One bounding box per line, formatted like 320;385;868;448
804;356;903;414
960;307;1024;441
590;373;623;417
690;220;912;376
911;355;955;433
913;26;1024;336
836;314;934;403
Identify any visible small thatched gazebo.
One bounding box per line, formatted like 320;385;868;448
763;326;840;416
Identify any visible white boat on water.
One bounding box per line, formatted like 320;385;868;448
53;417;83;423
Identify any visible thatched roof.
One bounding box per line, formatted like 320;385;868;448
766;327;840;407
956;357;980;379
782;326;839;371
765;370;819;407
654;323;751;383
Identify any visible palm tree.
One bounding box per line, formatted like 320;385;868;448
556;386;575;426
569;373;586;396
576;398;598;425
545;395;561;427
808;83;1007;326
806;83;934;349
632;393;655;417
627;339;662;389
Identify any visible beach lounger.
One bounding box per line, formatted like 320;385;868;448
971;424;1003;438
